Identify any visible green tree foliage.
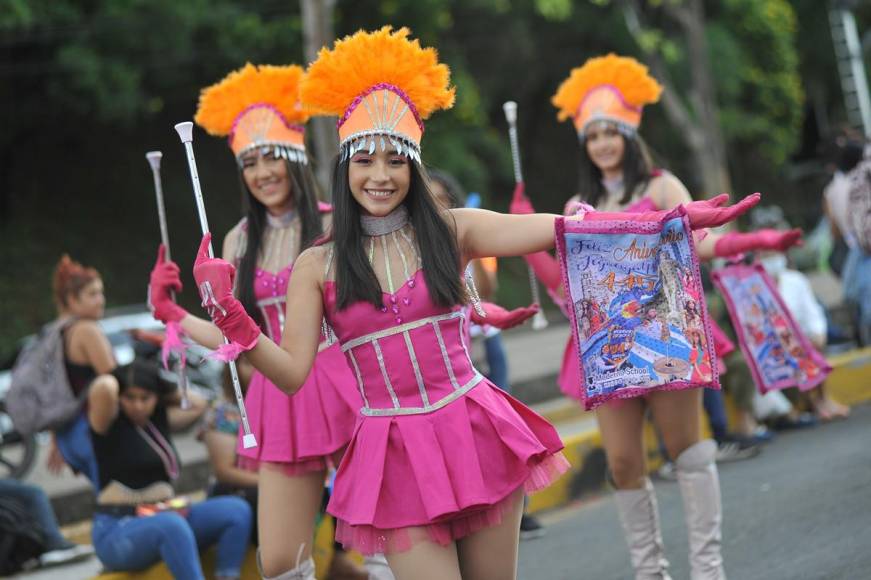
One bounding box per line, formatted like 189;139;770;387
711;0;804;168
0;0;860;355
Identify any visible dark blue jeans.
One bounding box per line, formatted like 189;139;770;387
484;332;510;393
92;496;251;579
55;413;99;486
703;387;729;443
0;479;68;550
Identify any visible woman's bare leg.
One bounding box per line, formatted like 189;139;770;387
385;530;462;580
595;398;647;489
456;489;525;580
258;465;324;577
647;388;702;461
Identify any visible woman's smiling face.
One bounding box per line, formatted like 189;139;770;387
348;146;411;216
240;148;294;214
585;122;626;176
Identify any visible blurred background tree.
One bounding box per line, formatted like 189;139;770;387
0;0;869;356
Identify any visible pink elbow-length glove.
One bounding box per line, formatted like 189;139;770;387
713;228;802;258
581;192;761;231
149;245;188;324
509;182;562;291
470;301;540;330
192;234;261;355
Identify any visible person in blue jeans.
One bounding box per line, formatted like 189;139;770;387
88;359;251;579
0;478;95;566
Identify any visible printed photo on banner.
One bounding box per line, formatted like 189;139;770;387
556;208;717;409
712;262;831;394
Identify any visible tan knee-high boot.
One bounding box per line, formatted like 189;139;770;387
675;440;726;580
614;477;672;580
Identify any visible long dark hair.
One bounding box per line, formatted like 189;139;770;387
577;131;654;208
331;158;463;310
237;159;324;327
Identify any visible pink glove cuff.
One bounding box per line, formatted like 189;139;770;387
161;321;188;370
200;294;261;361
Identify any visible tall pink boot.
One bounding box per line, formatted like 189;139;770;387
675;440;726;580
614;477;672;580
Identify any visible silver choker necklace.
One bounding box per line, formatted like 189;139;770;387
361;205;409;236
266;210;296;228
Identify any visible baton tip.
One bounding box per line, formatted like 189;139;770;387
242;434;258;449
146;151;163;169
502;101;518;123
174;122;194;143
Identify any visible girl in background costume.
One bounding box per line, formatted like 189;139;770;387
189;28;756;580
148;64;375;580
511;54;800;580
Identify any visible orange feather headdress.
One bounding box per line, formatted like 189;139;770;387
301;26;455;163
195;63;309;163
552;54;662;138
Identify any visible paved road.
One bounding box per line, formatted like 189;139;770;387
519;403;871;580
23;405;871;579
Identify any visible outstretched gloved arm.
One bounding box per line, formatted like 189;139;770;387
470;301;540;330
580;193;761;231
713;228;802;258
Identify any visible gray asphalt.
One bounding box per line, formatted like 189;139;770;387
519;403;871;580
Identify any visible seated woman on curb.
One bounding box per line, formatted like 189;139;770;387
88;359;252;580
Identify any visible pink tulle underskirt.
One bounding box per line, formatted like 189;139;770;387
334;452;570;555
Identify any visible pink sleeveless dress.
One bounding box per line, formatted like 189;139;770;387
556;195;735;401
236;264;362;473
323;270;569;554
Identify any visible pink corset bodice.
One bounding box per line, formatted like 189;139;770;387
324;270;484;417
253;266;292;342
254;266;335;347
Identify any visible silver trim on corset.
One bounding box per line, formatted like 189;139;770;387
431;321;460;391
402;331;430;407
360;374;484;417
256;296;284;341
342;311;485;417
256;294;333;350
372;340;401;410
346;350;371;409
341;311;463;352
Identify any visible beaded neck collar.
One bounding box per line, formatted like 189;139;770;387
602;176;625;196
361;205;409;236
266;209;296;229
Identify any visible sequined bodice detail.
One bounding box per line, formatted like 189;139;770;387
324;270;483;416
253;266;292;342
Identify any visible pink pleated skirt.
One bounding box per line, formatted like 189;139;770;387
237;343;362;475
328;380;569;555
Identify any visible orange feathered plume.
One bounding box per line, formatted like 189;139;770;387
301;26;455;120
195;63;308;137
552;54;662;124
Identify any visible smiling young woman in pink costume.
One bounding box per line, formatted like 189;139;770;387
511;54;800;580
188;30;758;580
147;64;373;579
